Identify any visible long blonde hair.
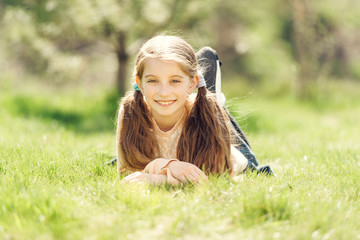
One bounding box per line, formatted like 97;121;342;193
117;35;232;174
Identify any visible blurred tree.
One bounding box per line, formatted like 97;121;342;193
208;0;296;90
292;0;317;98
0;0;216;95
291;0;335;98
290;0;360;98
206;0;360;99
2;0;360;99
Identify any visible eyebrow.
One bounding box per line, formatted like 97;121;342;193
144;74;184;79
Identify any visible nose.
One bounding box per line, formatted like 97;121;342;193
158;82;171;97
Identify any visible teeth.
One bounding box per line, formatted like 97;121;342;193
157;101;174;105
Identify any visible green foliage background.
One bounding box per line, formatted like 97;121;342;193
1;0;360;95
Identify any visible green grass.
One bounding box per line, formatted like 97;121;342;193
1;80;360;240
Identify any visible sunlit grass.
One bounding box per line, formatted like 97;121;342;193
1;80;360;239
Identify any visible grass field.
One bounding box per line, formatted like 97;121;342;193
1;80;360;240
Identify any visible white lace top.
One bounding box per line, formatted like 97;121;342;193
152;111;185;159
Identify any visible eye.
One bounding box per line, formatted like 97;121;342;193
147;79;157;83
171;79;181;84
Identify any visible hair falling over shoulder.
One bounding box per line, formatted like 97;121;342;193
117;34;232;174
177;87;232;175
117;90;159;171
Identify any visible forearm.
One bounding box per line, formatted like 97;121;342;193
144;158;206;185
144;158;179;174
121;171;175;185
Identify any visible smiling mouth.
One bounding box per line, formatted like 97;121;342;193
155;100;176;106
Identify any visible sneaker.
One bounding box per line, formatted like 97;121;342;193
197;47;220;93
106;157;117;166
196;47;226;107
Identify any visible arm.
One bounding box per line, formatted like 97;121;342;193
121;158;181;185
166;161;208;184
144;158;208;185
121;171;168;185
124;146;245;184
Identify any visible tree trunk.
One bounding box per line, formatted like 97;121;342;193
116;31;129;96
292;0;315;99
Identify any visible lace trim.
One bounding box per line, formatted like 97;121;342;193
152;106;189;159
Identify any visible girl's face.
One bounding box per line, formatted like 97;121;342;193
137;58;197;125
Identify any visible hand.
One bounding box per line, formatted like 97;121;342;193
166;161;208;184
121;172;167;185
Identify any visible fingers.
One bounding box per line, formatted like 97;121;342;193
121;172;146;184
179;167;208;184
188;168;208;184
178;175;187;183
188;168;201;183
128;178;143;184
121;172;140;183
122;172;169;185
167;177;181;186
170;163;208;184
194;167;208;182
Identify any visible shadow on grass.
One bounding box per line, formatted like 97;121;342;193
3;90;120;134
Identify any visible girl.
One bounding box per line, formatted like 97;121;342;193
117;35;254;185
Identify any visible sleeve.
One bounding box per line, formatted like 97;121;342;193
230;145;248;176
143;158;180;185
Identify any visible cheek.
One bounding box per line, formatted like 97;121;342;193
179;88;190;98
142;86;155;96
